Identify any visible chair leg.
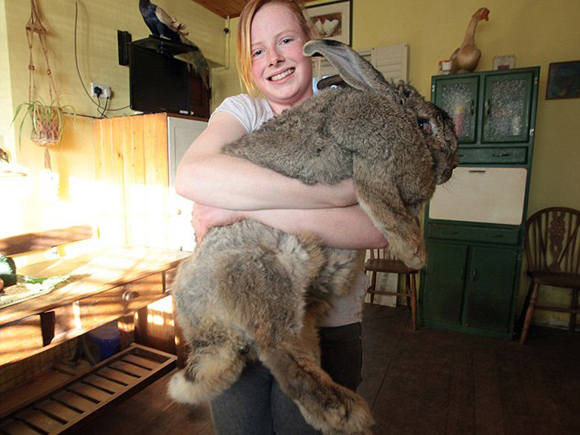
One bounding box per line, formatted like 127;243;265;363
570;288;579;332
404;274;411;309
368;272;377;306
516;279;535;335
520;282;540;345
409;274;418;331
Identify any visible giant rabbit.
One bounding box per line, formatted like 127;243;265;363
169;39;459;434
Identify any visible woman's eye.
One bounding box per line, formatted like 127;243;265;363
281;38;293;45
252;49;263;58
418;120;432;134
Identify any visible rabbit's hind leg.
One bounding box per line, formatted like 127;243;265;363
168;321;250;404
260;340;373;435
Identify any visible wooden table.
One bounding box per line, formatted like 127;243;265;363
0;246;191;433
0;245;190;367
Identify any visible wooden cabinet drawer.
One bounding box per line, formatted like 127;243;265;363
0;316;44;365
79;272;167;328
458;147;527;164
427;223;520;245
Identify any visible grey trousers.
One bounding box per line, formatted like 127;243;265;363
210;323;363;435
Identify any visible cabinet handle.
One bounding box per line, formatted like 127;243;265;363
122;291;140;302
460;268;465;280
442;230;459;235
472;269;477;282
485;99;491;116
468;169;486;173
492;153;511;157
470;100;475;115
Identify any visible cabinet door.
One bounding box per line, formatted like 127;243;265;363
463;246;518;332
421;242;468;325
481;72;534;143
433;76;479;144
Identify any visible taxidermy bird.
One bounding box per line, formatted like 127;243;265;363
449;7;490;74
139;0;210;88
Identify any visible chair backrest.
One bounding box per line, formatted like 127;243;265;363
524;207;580;274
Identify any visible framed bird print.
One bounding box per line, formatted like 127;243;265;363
305;0;353;46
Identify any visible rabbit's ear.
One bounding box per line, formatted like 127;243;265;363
303;39;390;93
316;74;347;90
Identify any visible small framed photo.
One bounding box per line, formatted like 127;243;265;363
305;0;353;46
546;60;580;100
493;55;515;70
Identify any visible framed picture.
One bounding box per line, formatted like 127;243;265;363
493;55;515;71
546;60;580;100
305;0;353;46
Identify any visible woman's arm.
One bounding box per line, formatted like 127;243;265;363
193;203;388;250
175;112;356;211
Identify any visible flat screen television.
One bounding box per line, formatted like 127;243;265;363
129;43;191;115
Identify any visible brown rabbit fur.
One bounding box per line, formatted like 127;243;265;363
169;40;458;435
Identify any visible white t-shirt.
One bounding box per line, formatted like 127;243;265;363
211;94;367;327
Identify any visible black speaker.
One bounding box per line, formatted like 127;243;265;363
117;30;132;66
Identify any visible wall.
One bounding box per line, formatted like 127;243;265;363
347;0;580;328
0;0;225;238
2;0;579;327
217;0;580;327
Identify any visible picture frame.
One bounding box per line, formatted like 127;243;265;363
305;0;353;46
546;60;580;100
493;55;515;71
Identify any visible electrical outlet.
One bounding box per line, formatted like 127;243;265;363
91;82;112;99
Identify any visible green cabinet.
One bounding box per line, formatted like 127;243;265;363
432;68;538;165
421;67;540;340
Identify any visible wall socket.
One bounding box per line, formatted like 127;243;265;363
91;82;112;99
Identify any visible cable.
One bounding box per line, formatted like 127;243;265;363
74;1;131;113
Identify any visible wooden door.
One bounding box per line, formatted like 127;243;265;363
93;113;171;248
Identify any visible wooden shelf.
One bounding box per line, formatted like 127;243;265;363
0;344;176;434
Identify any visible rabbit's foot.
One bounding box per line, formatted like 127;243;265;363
297;386;374;435
261;346;373;434
168;344;247;404
386;233;426;270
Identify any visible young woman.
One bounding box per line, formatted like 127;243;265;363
175;1;387;433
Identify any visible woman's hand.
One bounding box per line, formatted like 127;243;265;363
192;203;244;242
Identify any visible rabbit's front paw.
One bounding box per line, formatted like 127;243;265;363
387;233;426;270
401;244;427;270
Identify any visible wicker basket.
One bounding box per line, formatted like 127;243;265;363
30;106;62;147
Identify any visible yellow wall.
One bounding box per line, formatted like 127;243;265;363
0;0;225;238
1;0;579;326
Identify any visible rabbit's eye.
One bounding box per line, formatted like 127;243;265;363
418;120;432;134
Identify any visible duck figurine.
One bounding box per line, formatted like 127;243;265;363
450;7;490;74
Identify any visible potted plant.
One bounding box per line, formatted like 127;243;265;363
12;96;75;147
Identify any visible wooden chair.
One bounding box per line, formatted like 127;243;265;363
520;207;580;345
365;222;421;330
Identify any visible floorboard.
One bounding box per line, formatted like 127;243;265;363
82;304;580;435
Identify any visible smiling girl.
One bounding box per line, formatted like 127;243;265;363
174;1;386;433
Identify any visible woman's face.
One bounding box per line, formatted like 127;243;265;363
250;3;313;113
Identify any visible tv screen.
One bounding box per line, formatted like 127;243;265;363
130;44;190;115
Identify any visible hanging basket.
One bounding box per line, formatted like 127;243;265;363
30;105;62;147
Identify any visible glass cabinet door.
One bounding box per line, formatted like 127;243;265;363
482;72;534;143
433;77;479;144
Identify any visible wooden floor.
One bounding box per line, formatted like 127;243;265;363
84;305;580;435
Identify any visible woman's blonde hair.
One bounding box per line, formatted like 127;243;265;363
237;0;317;96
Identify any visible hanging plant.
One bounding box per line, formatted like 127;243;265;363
13;96;75;147
13;0;75;169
